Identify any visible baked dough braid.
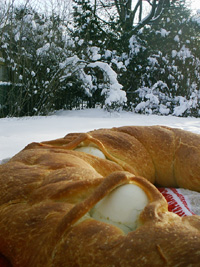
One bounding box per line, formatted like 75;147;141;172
0;125;200;266
43;125;200;190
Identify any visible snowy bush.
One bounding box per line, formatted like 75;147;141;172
173;91;200;117
127;2;200;117
135;82;171;115
0;5;73;116
0;0;200;117
88;62;126;109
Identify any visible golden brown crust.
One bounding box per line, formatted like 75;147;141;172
112;126;176;187
0;126;200;266
45;125;200;190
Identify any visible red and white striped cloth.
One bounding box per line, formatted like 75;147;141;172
159;188;195;216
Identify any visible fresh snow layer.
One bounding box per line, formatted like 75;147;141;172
0;108;200;160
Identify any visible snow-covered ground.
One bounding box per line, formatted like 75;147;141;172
0;108;200;160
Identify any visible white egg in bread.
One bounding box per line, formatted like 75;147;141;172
90;184;149;234
74;146;106;159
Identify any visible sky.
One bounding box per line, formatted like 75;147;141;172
188;0;199;11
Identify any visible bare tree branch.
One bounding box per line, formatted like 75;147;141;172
131;0;170;34
95;0;171;35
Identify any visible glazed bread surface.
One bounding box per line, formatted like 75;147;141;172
0;125;200;266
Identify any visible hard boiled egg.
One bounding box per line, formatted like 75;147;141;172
90;184;149;234
74;146;106;159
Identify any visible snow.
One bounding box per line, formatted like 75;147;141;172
104;50;112;59
174;35;180;42
129;35;144;55
89;46;101;61
173;97;189;116
192;11;200;25
160;28;170;37
87;62;126;106
59;55;80;69
0;82;11;86
156;28;170;37
159;104;170;115
36;43;50;56
148;56;158;66
172;50;177;58
177;45;192;62
0;108;200;161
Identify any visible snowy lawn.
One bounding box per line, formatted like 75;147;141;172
0;108;200;160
